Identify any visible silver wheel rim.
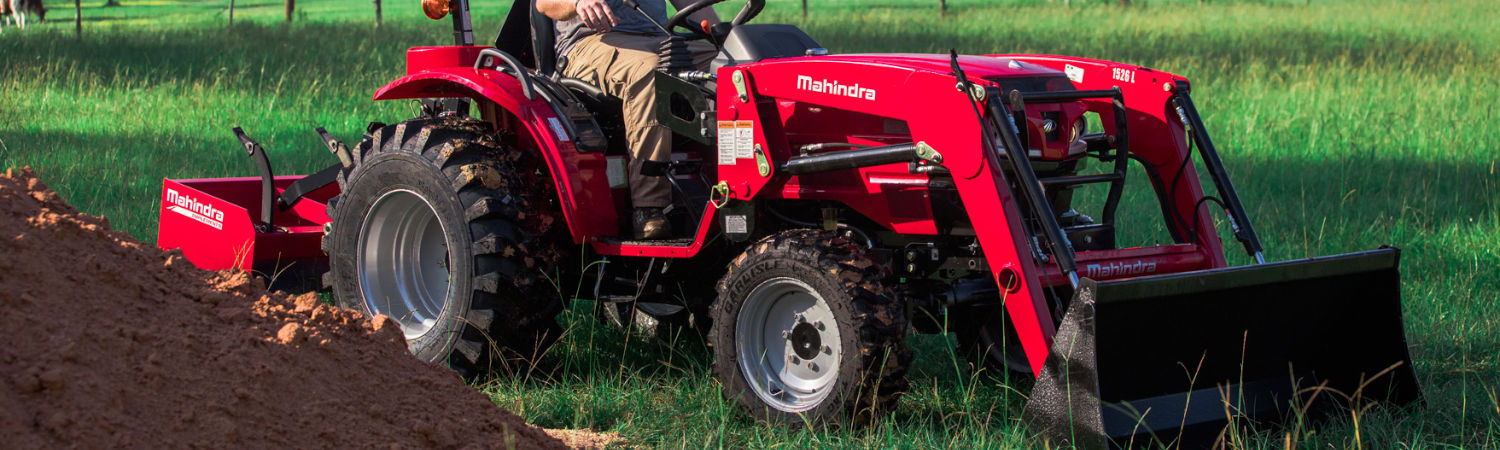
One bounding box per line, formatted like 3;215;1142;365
735;277;842;412
356;189;451;341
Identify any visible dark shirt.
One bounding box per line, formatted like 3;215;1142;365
554;0;669;58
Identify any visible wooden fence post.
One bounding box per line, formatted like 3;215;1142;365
229;0;235;26
285;0;294;23
74;0;81;36
939;0;946;17
800;0;806;18
375;0;383;26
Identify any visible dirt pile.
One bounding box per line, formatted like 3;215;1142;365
0;168;567;449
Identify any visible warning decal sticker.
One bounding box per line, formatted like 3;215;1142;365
735;120;754;160
717;121;736;165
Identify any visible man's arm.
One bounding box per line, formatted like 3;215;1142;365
537;0;618;31
668;0;722;30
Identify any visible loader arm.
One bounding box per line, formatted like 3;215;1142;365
993;55;1235;265
982;55;1421;448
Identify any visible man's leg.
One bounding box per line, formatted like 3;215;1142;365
563;33;679;238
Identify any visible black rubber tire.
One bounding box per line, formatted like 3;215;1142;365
323;116;565;376
709;230;912;424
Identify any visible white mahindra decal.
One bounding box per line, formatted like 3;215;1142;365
165;188;225;230
1084;260;1157;278
796;75;876;101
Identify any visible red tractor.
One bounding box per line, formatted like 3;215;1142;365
158;0;1420;446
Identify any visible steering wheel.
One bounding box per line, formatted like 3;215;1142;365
662;0;765;37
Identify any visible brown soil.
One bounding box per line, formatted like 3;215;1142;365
0;168;570;449
543;429;624;449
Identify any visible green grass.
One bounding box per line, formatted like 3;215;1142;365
3;0;1497;447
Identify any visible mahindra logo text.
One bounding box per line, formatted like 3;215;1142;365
1084;260;1157;278
796;75;876;101
165;188;225;230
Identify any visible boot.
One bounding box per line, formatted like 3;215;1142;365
633;207;671;240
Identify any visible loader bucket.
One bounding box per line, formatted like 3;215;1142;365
1023;248;1419;449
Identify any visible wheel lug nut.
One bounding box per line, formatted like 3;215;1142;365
807;361;818;371
781;330;791;338
793;313;804;323
814;321;825;331
789;355;800;364
822;345;832;354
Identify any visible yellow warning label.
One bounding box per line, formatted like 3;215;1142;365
734;121;754;160
717;121;736;165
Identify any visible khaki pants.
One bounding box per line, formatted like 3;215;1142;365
562;33;716;209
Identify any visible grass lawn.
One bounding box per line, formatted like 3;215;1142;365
2;0;1496;447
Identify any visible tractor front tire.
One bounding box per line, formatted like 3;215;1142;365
324;116;564;376
710;230;911;424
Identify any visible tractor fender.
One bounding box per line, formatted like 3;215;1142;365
373;67;616;244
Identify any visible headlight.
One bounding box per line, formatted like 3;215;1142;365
423;0;450;20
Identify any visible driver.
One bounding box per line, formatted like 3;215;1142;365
537;0;722;240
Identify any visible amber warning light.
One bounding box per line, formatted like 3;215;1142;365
422;0;450;20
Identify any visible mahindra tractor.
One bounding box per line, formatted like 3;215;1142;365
157;0;1421;446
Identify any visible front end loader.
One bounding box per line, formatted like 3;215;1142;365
155;0;1419;446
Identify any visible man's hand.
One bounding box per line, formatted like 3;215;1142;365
574;0;618;31
536;0;617;28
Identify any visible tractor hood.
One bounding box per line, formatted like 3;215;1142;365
792;53;1066;79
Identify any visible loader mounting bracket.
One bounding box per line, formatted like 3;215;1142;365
231;127;343;232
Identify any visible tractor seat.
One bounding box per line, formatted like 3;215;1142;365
713;24;822;69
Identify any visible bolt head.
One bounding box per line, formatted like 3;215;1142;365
781;330;791;339
814;321;825;331
821;345;832;354
807;362;818;371
789;355;799;364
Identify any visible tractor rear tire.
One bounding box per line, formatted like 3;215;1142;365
710;230;911;424
323;116;565;376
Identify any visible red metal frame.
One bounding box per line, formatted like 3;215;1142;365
704;54;1227;370
160;46;1237;376
996;54;1228;266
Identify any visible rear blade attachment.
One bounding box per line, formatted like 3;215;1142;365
1023;248;1420;449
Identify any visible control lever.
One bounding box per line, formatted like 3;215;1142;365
620;0;673;34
